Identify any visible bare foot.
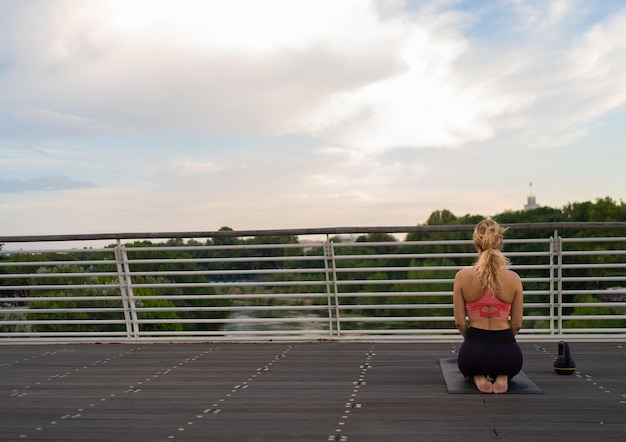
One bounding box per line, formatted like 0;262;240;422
474;375;494;393
493;375;508;394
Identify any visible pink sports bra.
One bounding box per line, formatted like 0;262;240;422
466;287;512;319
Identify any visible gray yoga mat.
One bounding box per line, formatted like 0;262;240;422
439;358;543;394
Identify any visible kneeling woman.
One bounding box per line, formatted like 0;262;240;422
453;218;524;394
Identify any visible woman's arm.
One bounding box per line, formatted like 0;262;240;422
453;270;469;338
509;272;524;336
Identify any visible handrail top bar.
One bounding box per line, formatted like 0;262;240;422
2;222;626;243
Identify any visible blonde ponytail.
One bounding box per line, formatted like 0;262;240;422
473;218;510;294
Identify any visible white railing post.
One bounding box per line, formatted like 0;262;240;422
553;231;563;336
115;240;139;338
323;239;341;336
549;234;556;335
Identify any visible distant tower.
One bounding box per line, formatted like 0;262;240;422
524;182;539;211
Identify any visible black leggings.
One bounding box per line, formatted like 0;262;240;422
457;328;523;379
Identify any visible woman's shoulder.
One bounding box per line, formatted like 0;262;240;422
503;268;522;284
455;266;476;280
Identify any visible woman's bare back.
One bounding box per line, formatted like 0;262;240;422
455;267;523;332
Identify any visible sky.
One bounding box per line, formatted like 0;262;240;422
1;0;625;238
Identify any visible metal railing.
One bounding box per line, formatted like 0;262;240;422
2;223;626;342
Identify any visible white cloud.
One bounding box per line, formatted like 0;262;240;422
564;10;626;123
104;0;375;53
530;129;588;149
505;6;626;148
173;161;222;172
21;108;133;133
0;0;539;153
510;0;575;31
0;175;95;193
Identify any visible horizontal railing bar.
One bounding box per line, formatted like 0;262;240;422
135;317;330;324
332;291;553;297
334;253;473;260
3;221;625;243
561;315;626;320
334;266;460;272
562;263;626;269
3;308;125;314
334;251;552;261
0;272;119;279
0;266;556;279
0;296;123;302
562;276;626;282
134;330;331;336
128;281;328;288
132;293;327;300
0;306;558;315
0;294;556;304
0;248;114;255
337;304;452;309
337;279;454;285
0;260;117;267
563;290;626;295
0;284;121;291
338;328;458;333
0;332;129;337
124;242;325;252
126;255;324;264
562;250;626;256
557;328;626;333
135;305;328;312
561;302;626;308
339;266;554;273
129;268;326;277
0;320;126;325
562;237;626;243
345;238;551;247
0;292;580;300
337;316;455;322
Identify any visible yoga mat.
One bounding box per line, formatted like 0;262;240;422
439;358;543;394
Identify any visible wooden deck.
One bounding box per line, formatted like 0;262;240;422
1;342;625;441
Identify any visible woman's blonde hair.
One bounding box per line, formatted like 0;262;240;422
473;218;510;294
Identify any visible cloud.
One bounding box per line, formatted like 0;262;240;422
564;9;626;123
173;161;223;172
530;129;588;149
0;175;96;193
453;4;626;151
508;0;574;31
0;0;538;153
21;108;134;134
